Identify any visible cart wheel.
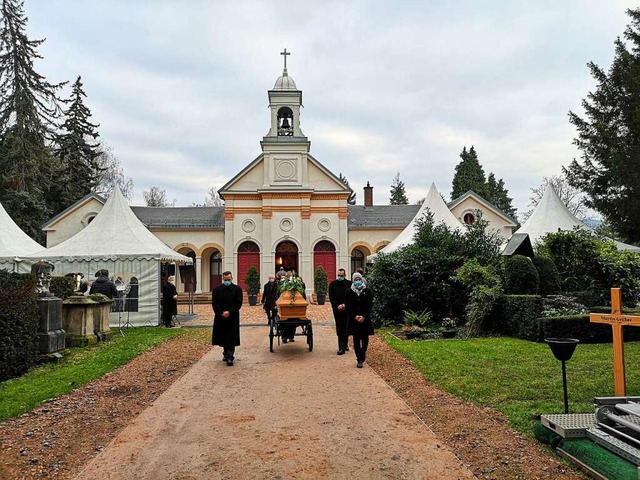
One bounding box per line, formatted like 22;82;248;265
307;324;313;351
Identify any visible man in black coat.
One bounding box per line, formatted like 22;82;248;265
89;269;118;298
262;274;279;325
211;271;243;366
329;268;351;355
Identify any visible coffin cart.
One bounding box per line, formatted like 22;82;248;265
269;315;313;352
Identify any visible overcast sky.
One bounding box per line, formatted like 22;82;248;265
25;1;637;216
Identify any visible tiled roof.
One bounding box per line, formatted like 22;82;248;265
131;207;225;229
347;205;422;229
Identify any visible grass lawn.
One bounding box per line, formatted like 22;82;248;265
381;331;640;437
0;327;185;421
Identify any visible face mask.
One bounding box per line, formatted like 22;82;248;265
169;280;175;285
223;280;232;287
337;276;344;281
354;280;363;287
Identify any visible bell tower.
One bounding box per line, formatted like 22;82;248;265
261;49;311;189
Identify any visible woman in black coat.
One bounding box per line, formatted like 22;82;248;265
162;275;178;327
345;272;374;368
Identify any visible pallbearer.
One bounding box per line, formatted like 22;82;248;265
211;271;243;366
329;268;351;355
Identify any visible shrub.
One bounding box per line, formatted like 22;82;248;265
538;228;640;306
539;315;610;343
0;272;38;381
244;266;260;295
532;256;561;296
368;213;502;327
313;266;328;296
490;295;543;340
50;276;76;300
403;309;433;328
455;259;502;337
541;295;588;317
504;255;539;295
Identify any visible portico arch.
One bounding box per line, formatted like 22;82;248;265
350;245;371;276
275;240;299;275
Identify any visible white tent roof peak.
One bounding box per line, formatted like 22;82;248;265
370;183;464;260
24;187;192;263
516;184;583;245
0;201;43;259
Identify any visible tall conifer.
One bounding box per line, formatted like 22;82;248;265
0;0;65;240
389;172;409;205
451;146;486;200
564;8;640;243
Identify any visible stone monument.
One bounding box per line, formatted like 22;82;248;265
31;261;66;354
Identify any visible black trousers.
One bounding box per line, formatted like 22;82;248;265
338;335;349;351
223;344;236;361
265;308;277;325
353;334;369;362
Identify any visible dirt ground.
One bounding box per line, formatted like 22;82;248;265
0;304;586;479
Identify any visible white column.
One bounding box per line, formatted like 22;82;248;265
195;256;202;294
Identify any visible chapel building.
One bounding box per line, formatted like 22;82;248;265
42;58;516;295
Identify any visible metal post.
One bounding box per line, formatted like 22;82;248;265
562;360;569;414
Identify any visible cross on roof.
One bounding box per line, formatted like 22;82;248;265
280;48;291;69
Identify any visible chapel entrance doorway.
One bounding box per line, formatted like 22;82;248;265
313;240;336;282
275;241;299;275
209;250;222;290
237;241;260;292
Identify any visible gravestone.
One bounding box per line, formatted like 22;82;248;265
31;261;65;354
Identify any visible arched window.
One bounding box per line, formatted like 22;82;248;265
463;212;476;225
351;248;365;276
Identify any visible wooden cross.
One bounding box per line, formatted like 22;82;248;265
590;288;640;395
280;48;291;69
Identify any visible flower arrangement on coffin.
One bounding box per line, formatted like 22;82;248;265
276;277;308;320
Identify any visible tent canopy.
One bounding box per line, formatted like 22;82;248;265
0;201;43;260
24;188;192;264
512;184;640;253
368;183;463;261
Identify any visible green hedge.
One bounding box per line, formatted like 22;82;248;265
504;255;539;295
531;256;561;296
539;314;640;344
0;272;38;381
490;295;543;340
50;276;76;300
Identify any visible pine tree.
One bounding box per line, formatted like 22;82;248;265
451;146;486;200
564;8;640;243
54;76;101;210
0;0;65;240
389;172;408;205
338;173;356;205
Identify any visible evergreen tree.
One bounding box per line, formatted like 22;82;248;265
0;0;65;240
564;8;640;243
54;76;101;210
338;172;356;205
451;146;486;200
389;172;408;205
485;173;517;219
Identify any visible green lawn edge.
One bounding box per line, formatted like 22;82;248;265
0;327;184;421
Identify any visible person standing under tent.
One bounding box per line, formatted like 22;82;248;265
211;271;243;366
162;275;178;328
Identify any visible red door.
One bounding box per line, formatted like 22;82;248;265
313;240;336;282
237;241;260;291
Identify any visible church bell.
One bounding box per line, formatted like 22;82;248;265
281;117;291;129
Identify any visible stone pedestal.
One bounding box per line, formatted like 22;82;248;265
37;296;66;354
90;296;114;342
62;296;99;347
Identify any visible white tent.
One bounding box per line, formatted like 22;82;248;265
513;185;640;253
368;183;464;262
0;201;43;273
24;188;193;326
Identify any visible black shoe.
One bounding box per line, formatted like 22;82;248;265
357;361;364;368
337;349;345;355
345;346;350;351
226;359;234;366
289;337;295;342
282;338;288;344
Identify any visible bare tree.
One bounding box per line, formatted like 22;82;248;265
205;186;224;206
143;186;174;207
93;143;134;199
522;175;587;221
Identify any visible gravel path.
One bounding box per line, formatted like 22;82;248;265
74;323;474;480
